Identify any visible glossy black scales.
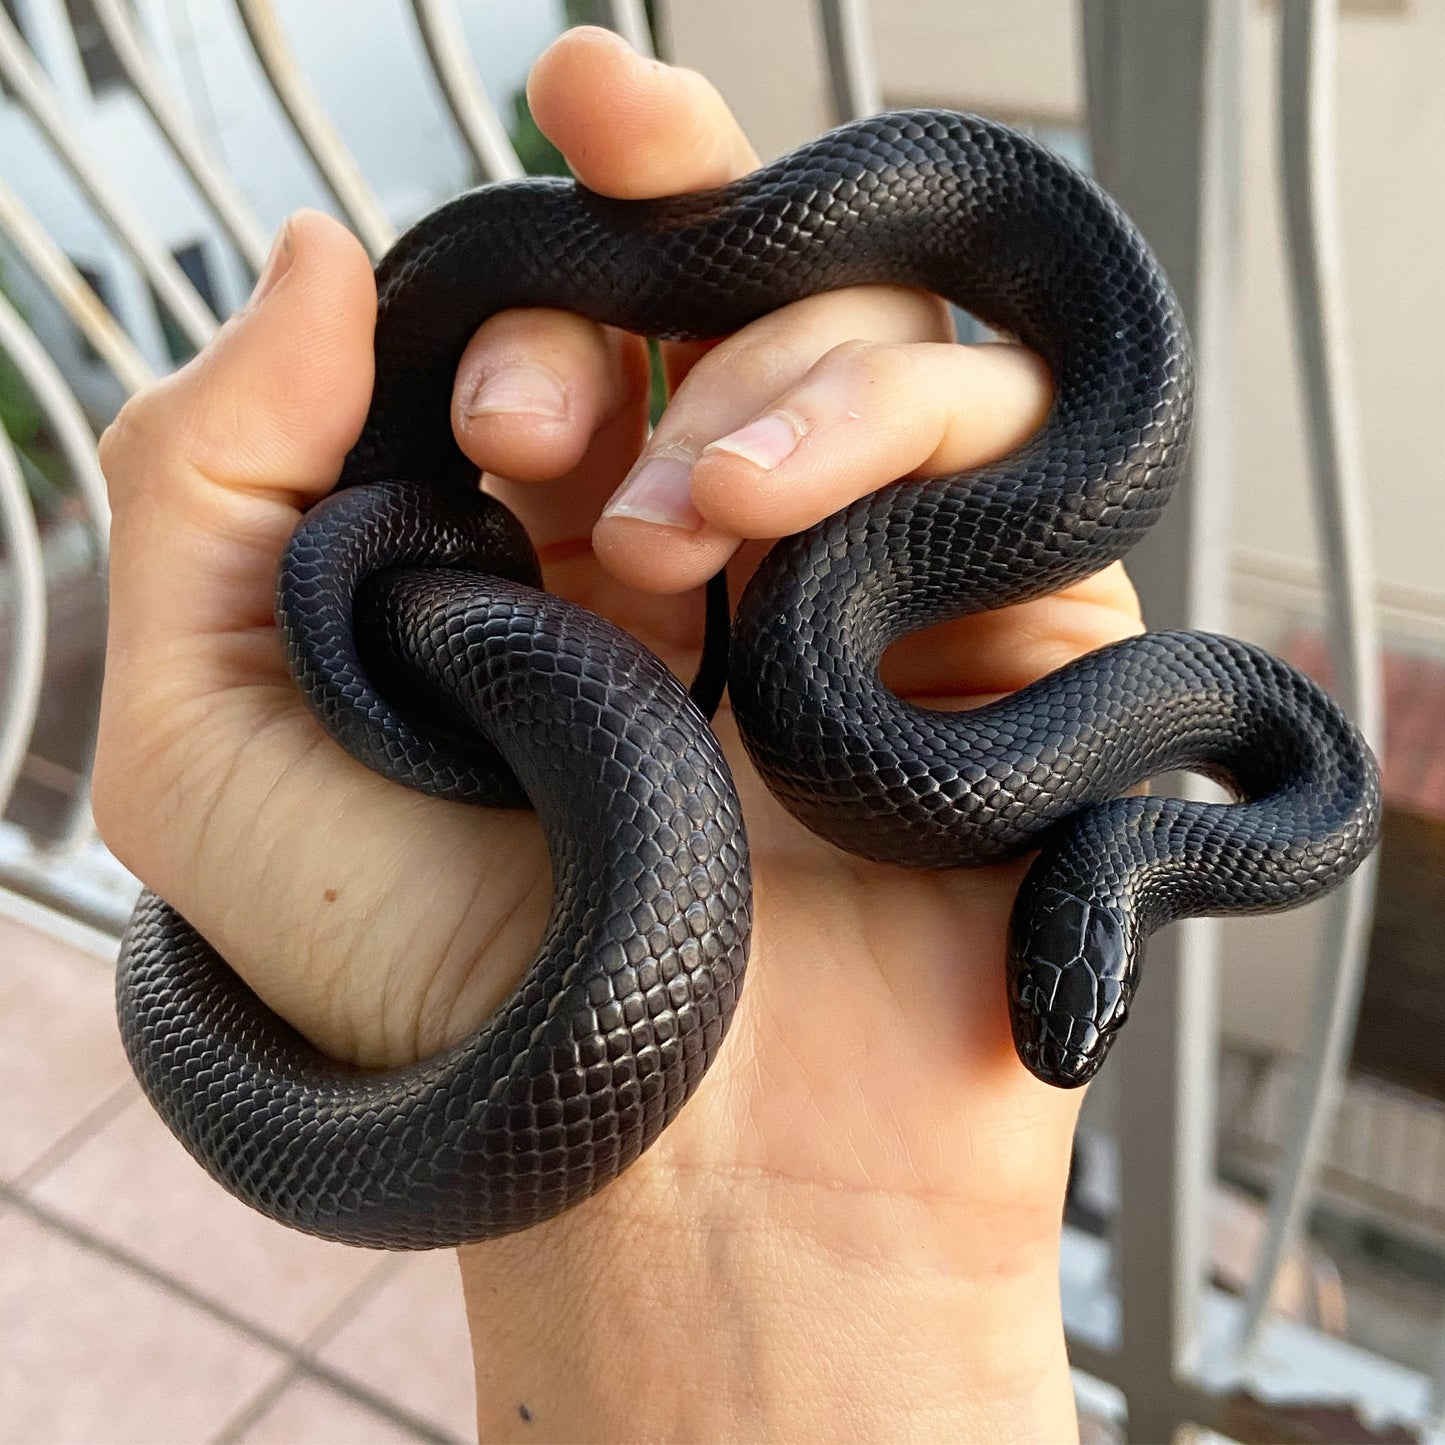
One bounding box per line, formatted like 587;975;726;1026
1009;887;1133;1086
116;110;1380;1247
119;569;750;1247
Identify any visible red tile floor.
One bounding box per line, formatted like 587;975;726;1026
0;901;477;1444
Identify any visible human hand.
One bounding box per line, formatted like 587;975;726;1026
95;26;1141;1442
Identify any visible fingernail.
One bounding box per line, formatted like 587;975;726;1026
704;412;802;471
466;365;569;422
602;454;703;529
248;219;293;308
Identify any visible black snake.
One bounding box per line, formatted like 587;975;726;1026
116;111;1381;1248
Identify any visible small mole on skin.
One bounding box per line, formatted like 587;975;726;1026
323;888;338;903
518;1403;533;1423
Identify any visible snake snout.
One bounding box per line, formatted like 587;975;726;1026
1007;886;1136;1089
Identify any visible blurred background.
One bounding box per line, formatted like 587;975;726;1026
0;1;1440;1441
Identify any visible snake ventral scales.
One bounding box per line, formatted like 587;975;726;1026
116;111;1381;1248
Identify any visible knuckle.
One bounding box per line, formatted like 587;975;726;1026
478;305;593;354
91;713;183;886
830;338;905;388
692;333;807;398
820;336;878;374
96;391;151;486
905;288;956;341
88;743;139;872
98;376;199;502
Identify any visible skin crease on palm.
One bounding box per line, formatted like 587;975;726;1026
93;25;1148;1443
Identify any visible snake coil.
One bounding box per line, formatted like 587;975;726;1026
117;111;1380;1248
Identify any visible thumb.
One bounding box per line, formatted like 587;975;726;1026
99;209;376;654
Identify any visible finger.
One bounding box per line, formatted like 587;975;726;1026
99;209;375;653
450;26;762;548
881;563;1144;705
589;288;961;593
451;309;651;545
528;27;759;195
692;339;1053;538
487;379;653;560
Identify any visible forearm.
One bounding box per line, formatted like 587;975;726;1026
457;1185;1076;1444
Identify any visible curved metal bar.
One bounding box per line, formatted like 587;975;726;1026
0;424;49;822
91;0;272;274
232;0;395;257
817;0;881;124
594;0;656;56
0;9;218;353
1235;0;1385;1359
0;294;109;540
0;293;110;858
0;176;155;395
407;0;522;183
1079;8;1239;1432
1431;1303;1445;1431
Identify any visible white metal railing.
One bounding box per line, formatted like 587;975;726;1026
0;0;1423;1438
232;0;396;257
1237;0;1385;1363
408;0;523;183
91;0;273;275
0;413;46;818
0;287;108;859
0;0;540;914
1079;6;1232;1433
0;174;154;392
1075;0;1396;1436
0;7;219;348
816;0;881;124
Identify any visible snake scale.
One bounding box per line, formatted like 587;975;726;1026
116;111;1381;1248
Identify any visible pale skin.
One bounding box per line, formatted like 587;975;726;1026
94;27;1144;1444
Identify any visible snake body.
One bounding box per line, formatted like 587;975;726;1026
116;112;1380;1248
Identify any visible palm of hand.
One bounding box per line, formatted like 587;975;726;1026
95;28;1135;1296
105;492;1089;1246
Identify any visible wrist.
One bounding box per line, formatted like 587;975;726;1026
456;1171;1076;1443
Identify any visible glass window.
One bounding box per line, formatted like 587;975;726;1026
63;0;125;96
150;241;219;367
1;0;27;97
71;259;111;363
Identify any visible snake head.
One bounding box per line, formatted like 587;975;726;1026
1007;886;1137;1089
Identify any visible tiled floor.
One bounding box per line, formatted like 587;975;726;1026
0;902;477;1445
